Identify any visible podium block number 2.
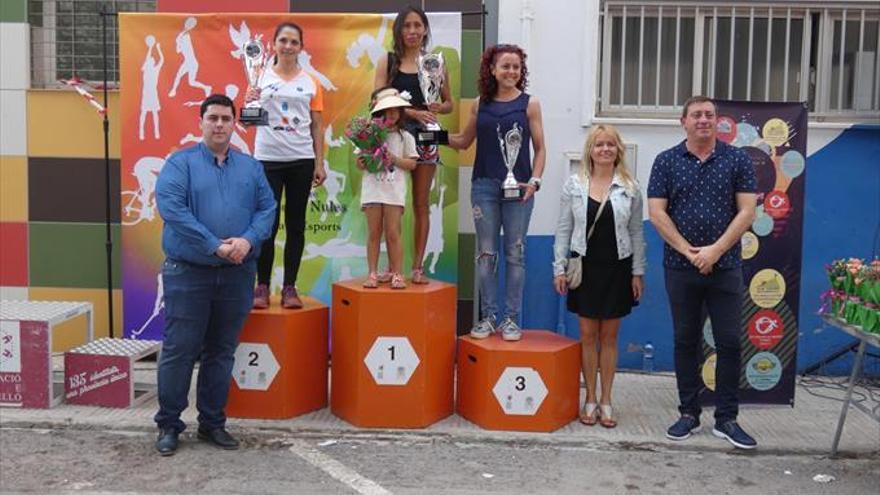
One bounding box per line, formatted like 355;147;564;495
492;367;548;416
363;336;420;386
233;342;280;391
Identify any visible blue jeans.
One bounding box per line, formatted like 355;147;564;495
471;178;534;323
154;259;256;433
664;267;743;423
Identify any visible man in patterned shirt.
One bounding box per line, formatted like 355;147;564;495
647;95;758;449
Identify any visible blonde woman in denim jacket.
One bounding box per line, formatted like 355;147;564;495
553;124;646;428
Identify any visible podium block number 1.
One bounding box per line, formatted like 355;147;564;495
364;337;420;386
492;367;549;416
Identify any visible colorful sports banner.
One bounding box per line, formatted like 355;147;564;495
701;101;807;406
119;13;462;340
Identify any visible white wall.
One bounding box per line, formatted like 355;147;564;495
497;0;597;235
0;21;29;157
494;0;851;231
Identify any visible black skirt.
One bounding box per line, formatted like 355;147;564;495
567;256;636;320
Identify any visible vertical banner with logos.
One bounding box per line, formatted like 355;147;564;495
118;13;462;340
700;101;807;406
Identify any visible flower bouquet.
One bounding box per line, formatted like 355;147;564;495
855;260;880;332
822;257;880;334
824;259;848;316
345;115;392;174
860;260;880;306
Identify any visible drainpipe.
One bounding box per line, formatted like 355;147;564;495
519;0;534;52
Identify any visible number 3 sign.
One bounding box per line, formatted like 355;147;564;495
492;367;549;416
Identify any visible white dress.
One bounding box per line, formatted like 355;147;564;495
360;130;417;207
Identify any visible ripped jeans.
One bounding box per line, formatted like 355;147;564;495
471;177;534;323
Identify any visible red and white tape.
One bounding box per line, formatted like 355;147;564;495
60;77;107;116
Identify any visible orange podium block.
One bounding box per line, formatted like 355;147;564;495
457;330;581;432
226;296;329;419
330;279;456;428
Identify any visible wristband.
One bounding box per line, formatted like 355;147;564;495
528;177;542;191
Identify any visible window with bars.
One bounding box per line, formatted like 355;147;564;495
598;1;880;121
29;0;156;88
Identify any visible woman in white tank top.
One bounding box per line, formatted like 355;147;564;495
245;22;326;310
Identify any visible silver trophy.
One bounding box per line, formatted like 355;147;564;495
498;122;523;201
415;52;448;147
239;36;270;126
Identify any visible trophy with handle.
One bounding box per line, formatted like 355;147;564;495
416;52;448;153
498;122;523;201
239;36;270;126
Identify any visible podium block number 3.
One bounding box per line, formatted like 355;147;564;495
233;343;280;391
492;367;548;415
363;336;420;386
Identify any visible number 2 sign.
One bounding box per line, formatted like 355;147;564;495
232;342;280;391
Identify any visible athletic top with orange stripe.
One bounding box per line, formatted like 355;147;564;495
253;67;324;162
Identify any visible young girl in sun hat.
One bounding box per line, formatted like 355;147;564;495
358;87;419;289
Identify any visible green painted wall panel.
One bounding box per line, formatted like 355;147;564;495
29;223;121;288
461;29;481;99
0;0;26;23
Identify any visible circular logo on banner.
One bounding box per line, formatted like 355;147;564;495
752;207;774;237
733;122;760;147
750;269;786;308
748;309;784;349
717;116;737;143
741;231;759;259
764;190;791;219
762;118;790;146
702;353;717;391
781;150;805;178
703;319;716;349
746;352;783;391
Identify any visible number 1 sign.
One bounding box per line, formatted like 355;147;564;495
363;336;420;386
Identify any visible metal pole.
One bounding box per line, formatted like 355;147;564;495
101;7;114;338
476;2;487;331
831;341;867;456
481;2;487;52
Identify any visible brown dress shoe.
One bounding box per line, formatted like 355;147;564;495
253;284;269;309
281;285;303;309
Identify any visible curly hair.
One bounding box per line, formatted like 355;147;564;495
477;44;528;102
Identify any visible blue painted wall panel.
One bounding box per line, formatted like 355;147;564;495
514;127;880;375
797;126;880;375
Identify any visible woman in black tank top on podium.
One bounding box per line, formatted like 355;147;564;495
375;6;453;285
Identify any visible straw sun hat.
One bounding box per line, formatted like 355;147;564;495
371;88;412;114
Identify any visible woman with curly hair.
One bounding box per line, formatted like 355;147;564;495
448;44;546;342
375;6;453;285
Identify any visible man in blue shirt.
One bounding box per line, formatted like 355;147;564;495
647;96;758;450
153;94;276;456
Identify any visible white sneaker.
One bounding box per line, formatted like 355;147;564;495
470;316;496;339
498;317;522;341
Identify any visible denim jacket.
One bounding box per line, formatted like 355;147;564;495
552;173;647;277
